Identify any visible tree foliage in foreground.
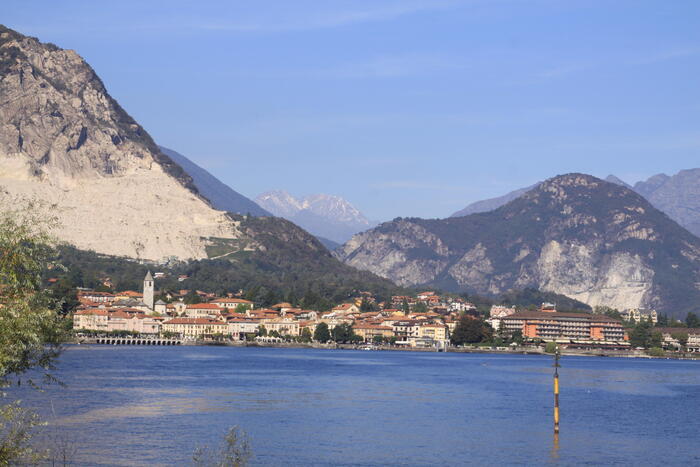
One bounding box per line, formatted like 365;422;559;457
0;203;67;464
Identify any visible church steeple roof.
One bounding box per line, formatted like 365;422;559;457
144;270;153;281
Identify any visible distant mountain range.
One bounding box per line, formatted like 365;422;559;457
451;172;700;238
337;174;700;317
451;184;537;217
256;190;376;244
158;146;270;217
632;170;700;237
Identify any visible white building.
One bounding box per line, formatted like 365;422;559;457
621;308;658;324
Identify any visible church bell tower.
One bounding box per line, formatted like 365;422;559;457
143;271;155;310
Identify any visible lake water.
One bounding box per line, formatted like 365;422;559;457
11;346;700;466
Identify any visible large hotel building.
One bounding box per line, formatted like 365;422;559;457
500;305;628;348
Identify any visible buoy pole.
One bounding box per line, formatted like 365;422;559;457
553;347;560;434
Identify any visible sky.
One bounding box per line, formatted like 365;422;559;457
3;0;700;220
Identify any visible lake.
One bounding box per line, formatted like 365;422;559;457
11;346;700;466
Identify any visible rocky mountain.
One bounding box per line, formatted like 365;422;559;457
0;25;400;298
451;184;537;217
604;174;632;189
0;25;243;260
336;174;700;316
256;190;376;244
158;146;270;217
452;171;700;238
632;170;700;237
634;173;671;199
452;175;627;218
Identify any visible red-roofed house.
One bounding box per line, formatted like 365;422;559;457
331;303;360;315
185;303;224;319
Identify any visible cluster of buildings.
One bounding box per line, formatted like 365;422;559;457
73;275;474;348
655;328;700;352
72;273;700;352
621;308;658;324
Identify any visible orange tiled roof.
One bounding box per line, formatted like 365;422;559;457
164;318;226;325
186;303;223;310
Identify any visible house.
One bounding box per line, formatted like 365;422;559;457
184;303;224;319
111;297;150;313
154;300;167;314
227;318;262;340
73;309;109;331
331;303;360;315
490;305;516;318
353;324;394;342
418;323;449;342
417;291;436;300
114;290;143;301
103;311;161;334
298;320;317;336
621;308;658;324
77;291;115;304
296;310;318;320
260;318;300;336
391;320;420;342
319;317;353;330
280;308;303;318
162;318;228;338
173;301;187;315
488;305;517;330
73;309;160;334
248;309;280;320
657;328;700;352
210;298;254;311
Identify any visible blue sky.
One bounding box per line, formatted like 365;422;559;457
4;0;699;220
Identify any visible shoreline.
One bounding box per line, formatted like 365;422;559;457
71;338;700;360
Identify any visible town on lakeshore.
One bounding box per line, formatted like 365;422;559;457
70;272;700;356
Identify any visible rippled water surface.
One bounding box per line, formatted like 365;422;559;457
13;346;700;466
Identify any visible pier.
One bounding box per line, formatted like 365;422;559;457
88;337;184;346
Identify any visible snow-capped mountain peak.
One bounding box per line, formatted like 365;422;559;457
255;191;375;244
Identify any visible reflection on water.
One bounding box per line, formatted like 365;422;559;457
550;433;560;462
10;347;700;466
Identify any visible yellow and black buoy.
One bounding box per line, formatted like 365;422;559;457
553;347;561;434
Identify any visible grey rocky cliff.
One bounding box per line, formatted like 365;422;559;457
0;25;244;260
453;170;700;238
336;174;700;317
633;169;700;237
